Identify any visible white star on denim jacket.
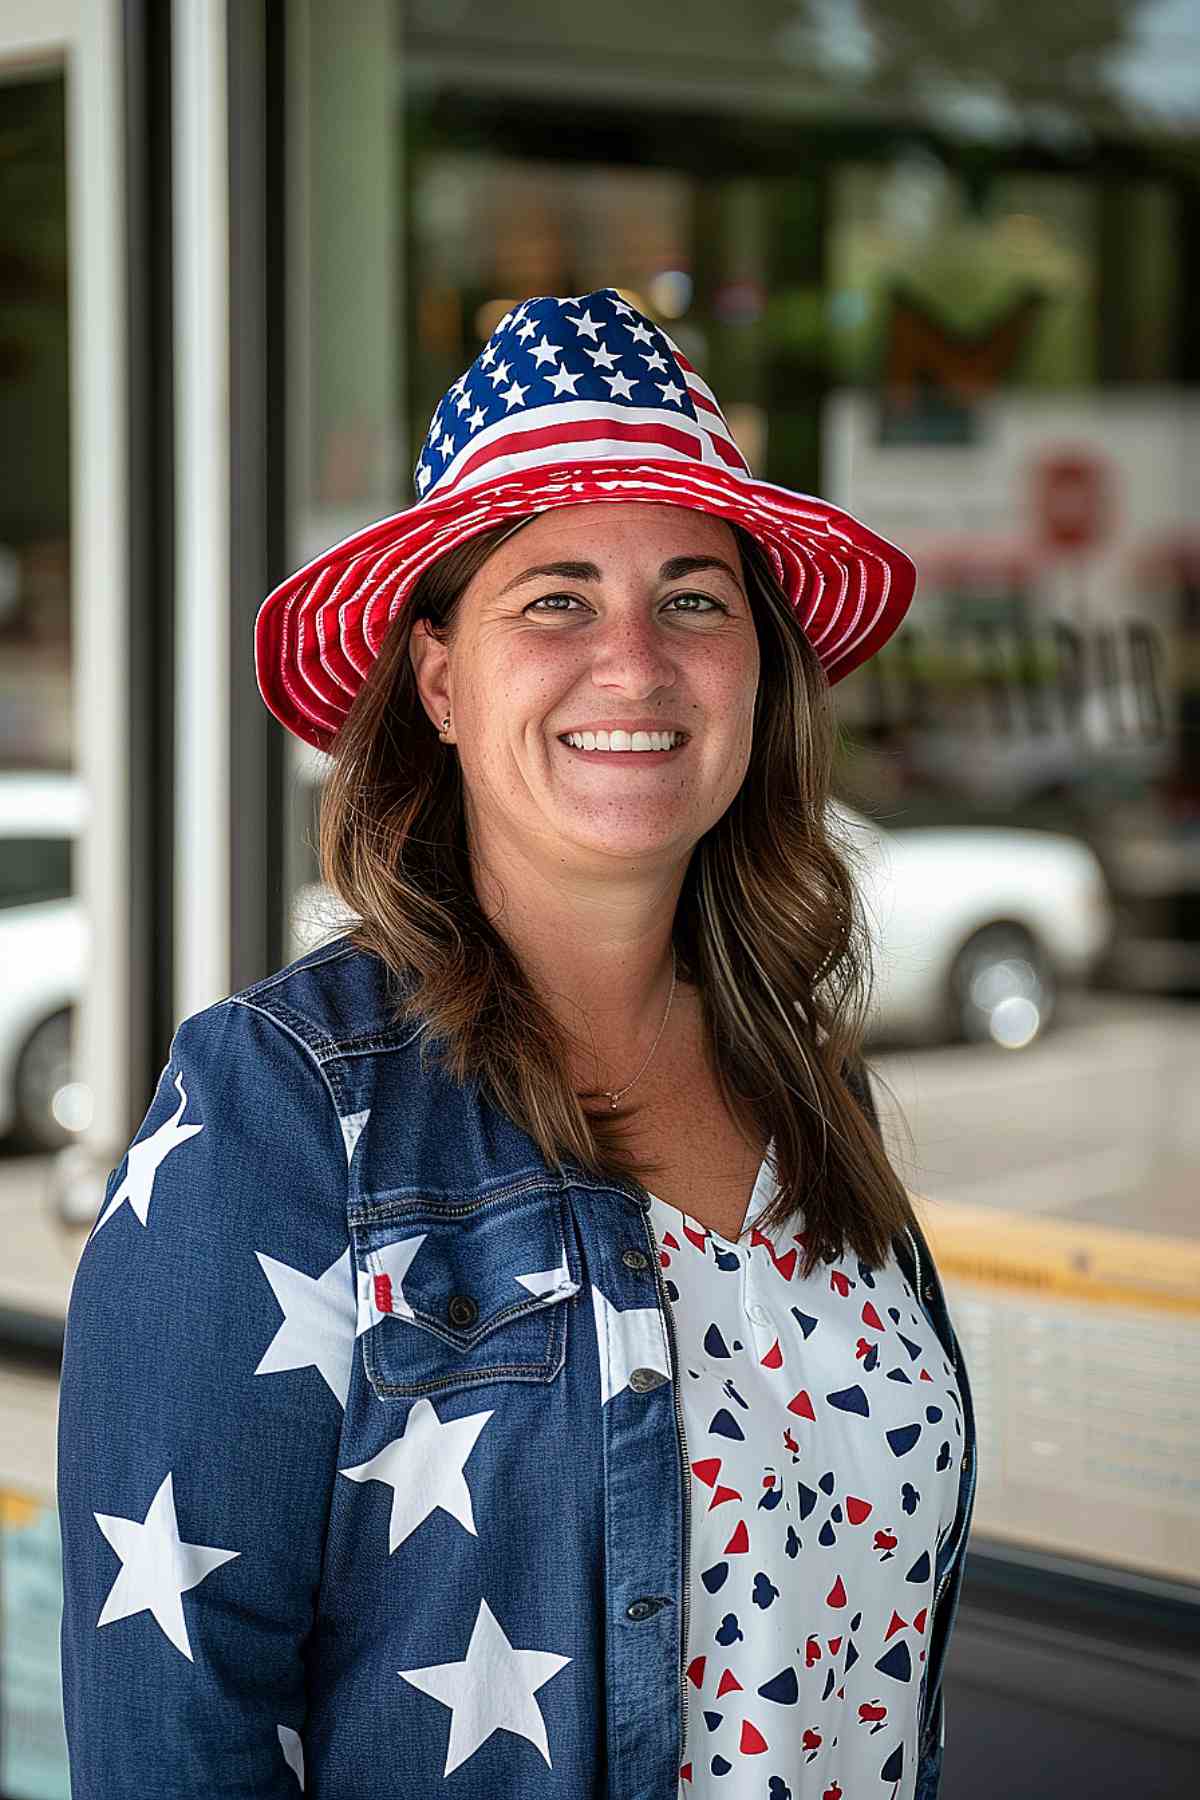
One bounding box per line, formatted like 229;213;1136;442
91;1068;203;1235
254;1245;361;1409
340;1394;494;1552
398;1595;572;1776
93;1470;240;1660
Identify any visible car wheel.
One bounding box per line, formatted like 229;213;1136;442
946;923;1057;1049
11;1008;75;1153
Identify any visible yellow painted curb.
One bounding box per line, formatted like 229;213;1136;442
908;1196;1200;1317
0;1488;43;1529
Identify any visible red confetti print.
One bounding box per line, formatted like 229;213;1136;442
373;1274;393;1313
637;1179;966;1798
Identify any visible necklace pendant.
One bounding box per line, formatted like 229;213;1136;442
610;1094;618;1110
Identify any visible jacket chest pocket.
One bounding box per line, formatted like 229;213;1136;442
349;1183;580;1401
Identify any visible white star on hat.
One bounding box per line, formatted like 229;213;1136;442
546;365;582;397
529;335;562;367
93;1471;240;1661
92;1068;203;1236
254;1245;360;1409
565;308;602;341
603;369;638;400
398;1595;572;1777
339;1394;494;1552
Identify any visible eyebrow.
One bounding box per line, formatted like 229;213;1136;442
495;554;746;598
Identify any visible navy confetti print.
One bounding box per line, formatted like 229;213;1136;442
646;1141;964;1798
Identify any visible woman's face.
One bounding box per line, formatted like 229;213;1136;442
413;502;761;876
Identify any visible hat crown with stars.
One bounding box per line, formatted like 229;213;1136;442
413;288;751;509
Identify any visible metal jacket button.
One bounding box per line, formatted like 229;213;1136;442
626;1597;664;1621
447;1294;478;1327
628;1367;668;1392
622;1248;650;1271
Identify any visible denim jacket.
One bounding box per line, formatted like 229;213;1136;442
58;938;977;1798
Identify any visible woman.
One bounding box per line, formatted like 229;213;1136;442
58;286;976;1798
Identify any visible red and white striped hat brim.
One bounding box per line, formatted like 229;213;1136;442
256;288;916;751
255;458;916;754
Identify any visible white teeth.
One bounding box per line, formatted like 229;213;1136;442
562;729;682;752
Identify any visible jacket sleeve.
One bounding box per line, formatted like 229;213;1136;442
57;996;354;1797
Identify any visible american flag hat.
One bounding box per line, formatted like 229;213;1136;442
255;286;917;752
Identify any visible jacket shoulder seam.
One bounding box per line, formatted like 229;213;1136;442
226;993;347;1124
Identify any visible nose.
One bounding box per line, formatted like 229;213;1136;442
587;612;679;694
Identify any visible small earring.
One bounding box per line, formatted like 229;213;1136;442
441;715;451;734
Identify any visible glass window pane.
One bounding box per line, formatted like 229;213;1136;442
283;0;1200;1596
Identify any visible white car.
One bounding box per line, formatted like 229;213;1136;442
0;769;88;1152
290;798;1115;1053
826;801;1114;1049
0;773;1115;1155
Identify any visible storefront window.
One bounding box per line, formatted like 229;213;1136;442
284;0;1200;1588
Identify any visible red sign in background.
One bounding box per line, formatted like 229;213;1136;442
1031;449;1117;553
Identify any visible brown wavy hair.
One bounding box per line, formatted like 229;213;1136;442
313;512;918;1275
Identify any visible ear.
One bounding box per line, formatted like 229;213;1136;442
408;616;452;733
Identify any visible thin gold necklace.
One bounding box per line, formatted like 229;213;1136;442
601;944;677;1111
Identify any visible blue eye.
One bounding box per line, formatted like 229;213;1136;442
526;592;727;615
